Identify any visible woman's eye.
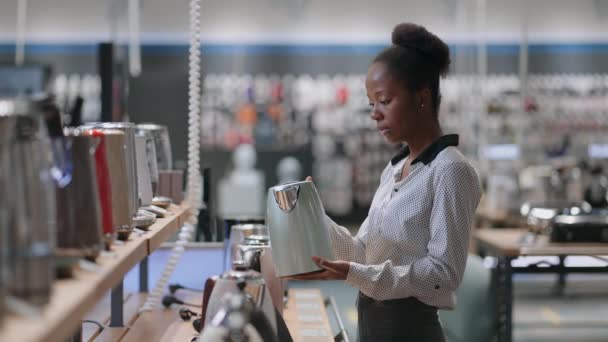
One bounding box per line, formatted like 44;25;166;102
380;99;391;105
368;102;374;107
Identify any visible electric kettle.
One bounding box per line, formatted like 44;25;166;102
2;98;56;305
79;128;133;242
79;129;114;249
136;123;173;170
54;134;104;261
266;180;334;277
79;123;139;220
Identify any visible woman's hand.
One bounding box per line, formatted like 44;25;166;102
285;256;350;280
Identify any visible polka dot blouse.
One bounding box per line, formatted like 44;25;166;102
326;135;482;309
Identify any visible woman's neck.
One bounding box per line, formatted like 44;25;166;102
405;122;443;162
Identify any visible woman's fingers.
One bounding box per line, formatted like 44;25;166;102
305;176;313;181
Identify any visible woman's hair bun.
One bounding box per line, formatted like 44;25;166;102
391;23;451;75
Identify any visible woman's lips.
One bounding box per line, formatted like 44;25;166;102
379;128;390;136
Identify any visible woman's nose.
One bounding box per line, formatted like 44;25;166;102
370;106;382;121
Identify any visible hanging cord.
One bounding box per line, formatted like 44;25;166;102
139;0;202;312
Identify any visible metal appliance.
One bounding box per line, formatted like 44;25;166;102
224;223;267;271
136;123;173;170
54;134;104;261
551;214;608;242
79;122;139;221
266;180;334;277
1;97;56;305
78;129;114;249
201;263;277;335
238;235;285;313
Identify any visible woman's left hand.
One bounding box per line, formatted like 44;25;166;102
285;256;350;280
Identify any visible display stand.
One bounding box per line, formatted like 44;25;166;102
0;204;190;342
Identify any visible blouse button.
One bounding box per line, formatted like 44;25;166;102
393;188;398;192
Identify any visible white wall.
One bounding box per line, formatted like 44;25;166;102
0;0;606;44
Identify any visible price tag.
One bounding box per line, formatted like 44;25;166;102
294;292;318;299
296;302;321;310
298;314;323;323
300;328;329;337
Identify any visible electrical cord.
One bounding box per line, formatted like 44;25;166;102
82;320;104;331
169;283;203;294
139;0;202;313
161;294;202;309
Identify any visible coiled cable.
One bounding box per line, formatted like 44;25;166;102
139;0;202;312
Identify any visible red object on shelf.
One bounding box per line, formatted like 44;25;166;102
81;129;114;242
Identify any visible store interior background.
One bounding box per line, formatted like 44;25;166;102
1;0;608;341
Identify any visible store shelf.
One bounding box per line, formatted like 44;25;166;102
147;204;189;253
476;228;608;257
0;204;190;342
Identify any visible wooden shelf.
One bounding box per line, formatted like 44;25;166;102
0;204;190;342
475;228;608;257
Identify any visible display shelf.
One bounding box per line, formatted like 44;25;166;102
146;204;189;253
476;228;608;257
0;204;190;342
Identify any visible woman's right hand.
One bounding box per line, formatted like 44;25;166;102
305;176;313;182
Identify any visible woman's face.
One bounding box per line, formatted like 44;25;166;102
365;62;418;144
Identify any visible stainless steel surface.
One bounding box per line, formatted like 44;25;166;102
2;100;56;306
204;267;276;334
136;130;159;194
133;214;156;230
135;135;153;206
140;205;167;218
79;123;139;220
151;196;172;208
520;200;592;233
224;224;268;271
92;130;132;232
136;123;172;170
54;135;103;260
238;235;285;313
273;182;300;212
266;180;334;277
325;296;351;342
554;214;608;225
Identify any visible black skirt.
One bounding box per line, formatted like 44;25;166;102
357;292;446;342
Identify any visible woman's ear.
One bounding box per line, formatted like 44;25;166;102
415;87;432;110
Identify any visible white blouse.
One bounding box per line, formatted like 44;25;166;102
326;135;482;309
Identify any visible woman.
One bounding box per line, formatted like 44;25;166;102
290;23;482;341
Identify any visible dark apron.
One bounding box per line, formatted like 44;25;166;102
357;292;446;342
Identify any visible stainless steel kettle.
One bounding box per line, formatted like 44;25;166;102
1;99;56;305
266;180;334;277
79;123;139;220
54;134;103;261
136;123;172;171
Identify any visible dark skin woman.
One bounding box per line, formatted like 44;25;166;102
289;23;482;342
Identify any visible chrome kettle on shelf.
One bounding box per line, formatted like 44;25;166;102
53;134;104;262
1;97;56;305
266;180;334;277
79;122;139;222
136;123;173;171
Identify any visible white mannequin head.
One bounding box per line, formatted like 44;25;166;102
233;144;257;171
277;156;302;183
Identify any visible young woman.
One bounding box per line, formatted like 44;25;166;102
291;23;482;341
